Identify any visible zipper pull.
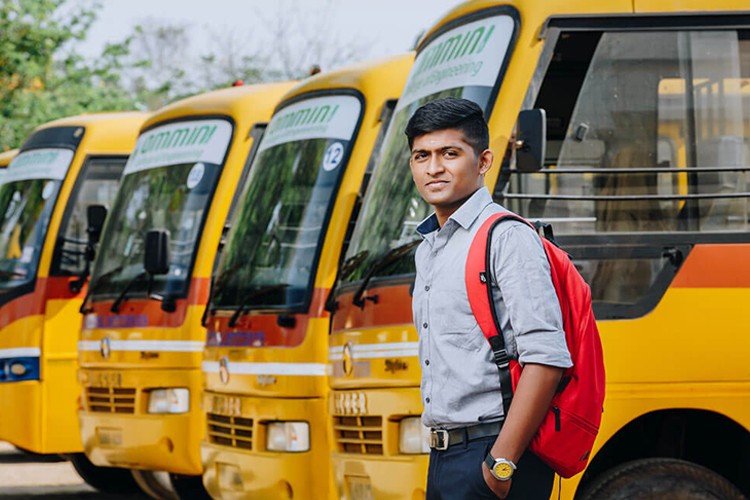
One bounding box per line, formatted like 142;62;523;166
553;406;561;432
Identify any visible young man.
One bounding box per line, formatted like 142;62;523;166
407;98;572;499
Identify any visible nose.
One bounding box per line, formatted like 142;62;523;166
425;154;445;176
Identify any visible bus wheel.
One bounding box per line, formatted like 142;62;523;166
68;453;140;494
579;458;744;499
132;470;178;499
169;473;211;500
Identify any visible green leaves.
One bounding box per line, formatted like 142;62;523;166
0;0;136;150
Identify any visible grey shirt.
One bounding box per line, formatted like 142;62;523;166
413;187;572;429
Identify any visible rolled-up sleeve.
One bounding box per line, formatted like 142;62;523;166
491;223;572;368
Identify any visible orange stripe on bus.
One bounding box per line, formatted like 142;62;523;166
672;244;750;288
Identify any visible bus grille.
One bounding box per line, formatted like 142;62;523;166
86;387;136;414
333;415;383;454
207;413;254;450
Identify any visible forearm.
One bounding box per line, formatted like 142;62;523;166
490;363;563;463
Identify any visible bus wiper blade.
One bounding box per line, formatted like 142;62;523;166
340;250;370;279
351;239;420;309
228;283;290;327
79;265;124;314
324;250;369;313
110;271;148;314
0;269;26;279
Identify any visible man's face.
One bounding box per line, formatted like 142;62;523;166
409;128;491;216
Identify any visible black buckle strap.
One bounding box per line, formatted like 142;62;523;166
429;421;504;450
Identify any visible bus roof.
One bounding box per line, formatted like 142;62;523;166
419;0;750;49
278;53;414;105
141;81;297;132
36;111;150;130
24;111;150;155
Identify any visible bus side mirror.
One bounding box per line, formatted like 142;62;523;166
515;109;547;173
86;205;107;245
144;230;170;276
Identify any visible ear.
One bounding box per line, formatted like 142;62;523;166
478;149;493;175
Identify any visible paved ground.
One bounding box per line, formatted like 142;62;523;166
0;442;146;499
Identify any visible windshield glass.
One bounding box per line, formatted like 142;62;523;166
0;148;73;290
340;14;516;284
211;94;362;310
91;119;232;298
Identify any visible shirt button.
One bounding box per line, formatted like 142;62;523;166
422;322;428;329
425;359;430;366
425;397;431;403
424;285;430;291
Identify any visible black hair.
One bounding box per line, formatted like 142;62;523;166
404;97;489;156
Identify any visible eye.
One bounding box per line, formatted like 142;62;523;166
444;150;458;158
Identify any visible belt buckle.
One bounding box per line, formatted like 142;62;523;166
430;429;449;450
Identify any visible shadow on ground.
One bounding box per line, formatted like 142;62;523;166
0;448;66;464
0;485;146;499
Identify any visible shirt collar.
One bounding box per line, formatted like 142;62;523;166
415;187;493;237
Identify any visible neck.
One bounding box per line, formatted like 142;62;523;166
434;190;478;227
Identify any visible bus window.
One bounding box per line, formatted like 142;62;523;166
341;13;517;286
503;29;750;318
91;120;232;300
211;95;362;313
0;149;73;290
52;157;127;276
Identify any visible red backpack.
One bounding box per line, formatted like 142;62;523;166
465;212;605;478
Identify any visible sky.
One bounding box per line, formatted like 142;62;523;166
83;0;463;67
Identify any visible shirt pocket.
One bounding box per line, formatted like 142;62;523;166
442;323;488;352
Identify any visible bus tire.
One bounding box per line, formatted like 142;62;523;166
578;457;744;500
132;470;178;499
169;473;211;500
68;453;140;494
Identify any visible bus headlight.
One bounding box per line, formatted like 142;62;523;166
399;417;430;454
266;422;310;452
147;388;190;414
9;362;27;376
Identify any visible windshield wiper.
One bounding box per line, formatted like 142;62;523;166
110;271;148;314
351;239;420;309
324;249;369;313
0;269;26;279
79;265;124;314
228;283;290;327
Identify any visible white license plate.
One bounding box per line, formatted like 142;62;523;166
96;427;123;446
347;476;373;500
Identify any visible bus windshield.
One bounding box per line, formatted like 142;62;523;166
0;148;73;290
211;94;362;311
339;13;516;285
91;119;232;299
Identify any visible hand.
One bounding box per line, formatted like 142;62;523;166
482;463;512;499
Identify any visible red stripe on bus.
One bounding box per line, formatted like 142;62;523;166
84;277;211;328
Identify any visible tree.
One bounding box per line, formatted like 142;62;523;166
122;19;268;110
261;0;373;79
0;0;137;150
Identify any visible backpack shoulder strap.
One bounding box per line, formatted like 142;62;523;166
466;211;536;416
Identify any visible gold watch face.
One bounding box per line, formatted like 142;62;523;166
493;462;514;480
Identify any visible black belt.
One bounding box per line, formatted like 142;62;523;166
429;421;503;451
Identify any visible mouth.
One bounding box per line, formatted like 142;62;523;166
426;180;448;188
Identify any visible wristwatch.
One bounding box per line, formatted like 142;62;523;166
484;453;516;481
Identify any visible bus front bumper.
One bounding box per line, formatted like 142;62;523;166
78;368;204;475
201;393;333;499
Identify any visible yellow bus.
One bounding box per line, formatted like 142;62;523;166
200;54;413;499
0;113;148;493
77;82;294;498
0;149;18;169
328;1;750;498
